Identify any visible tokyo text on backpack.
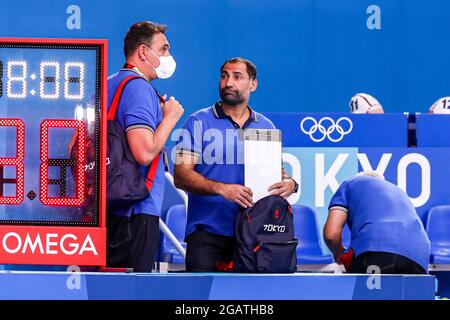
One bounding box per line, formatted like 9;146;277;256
233;195;298;273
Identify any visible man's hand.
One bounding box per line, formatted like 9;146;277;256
219;184;254;208
161;95;184;122
268;179;295;199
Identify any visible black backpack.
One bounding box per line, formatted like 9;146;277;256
233;195;298;273
106;75;160;207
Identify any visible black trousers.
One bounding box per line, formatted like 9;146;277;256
107;213;159;272
350;251;427;274
186;229;235;272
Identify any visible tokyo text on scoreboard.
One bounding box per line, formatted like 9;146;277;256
0;38;107;266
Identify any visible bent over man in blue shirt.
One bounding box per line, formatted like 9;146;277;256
174;57;298;272
107;21;184;272
324;172;431;274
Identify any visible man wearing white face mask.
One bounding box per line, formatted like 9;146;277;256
106;21;184;272
142;44;177;80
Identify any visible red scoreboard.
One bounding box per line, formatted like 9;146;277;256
0;38;107;266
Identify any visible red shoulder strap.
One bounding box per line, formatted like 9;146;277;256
144;96;166;192
107;75;140;121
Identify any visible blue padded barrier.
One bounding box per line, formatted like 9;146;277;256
266;113;408;147
416;114;450;147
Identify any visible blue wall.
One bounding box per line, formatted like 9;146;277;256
1;0;450;120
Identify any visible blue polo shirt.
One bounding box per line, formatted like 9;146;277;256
107;68;165;217
329;176;431;271
176;102;276;238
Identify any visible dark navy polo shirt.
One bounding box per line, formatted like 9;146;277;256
329;176;431;271
176;102;276;237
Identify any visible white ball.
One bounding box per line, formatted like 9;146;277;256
349;93;383;114
429;97;450;114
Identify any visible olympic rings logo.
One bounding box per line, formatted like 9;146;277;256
300;117;353;143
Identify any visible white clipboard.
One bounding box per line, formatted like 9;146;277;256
244;129;282;202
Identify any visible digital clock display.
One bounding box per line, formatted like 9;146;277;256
0;40;105;227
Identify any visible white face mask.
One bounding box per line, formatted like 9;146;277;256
144;46;176;79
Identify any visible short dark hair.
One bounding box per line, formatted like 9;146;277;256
220;57;257;80
124;21;167;58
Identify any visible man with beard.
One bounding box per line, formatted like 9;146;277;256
173;57;298;272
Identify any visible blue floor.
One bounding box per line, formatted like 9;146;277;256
0;271;435;300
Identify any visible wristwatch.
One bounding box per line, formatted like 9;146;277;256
290;178;299;193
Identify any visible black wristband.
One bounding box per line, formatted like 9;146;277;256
289;178;299;193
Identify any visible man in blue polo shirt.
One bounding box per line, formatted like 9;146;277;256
106;21;184;272
324;172;431;274
173;57;299;272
